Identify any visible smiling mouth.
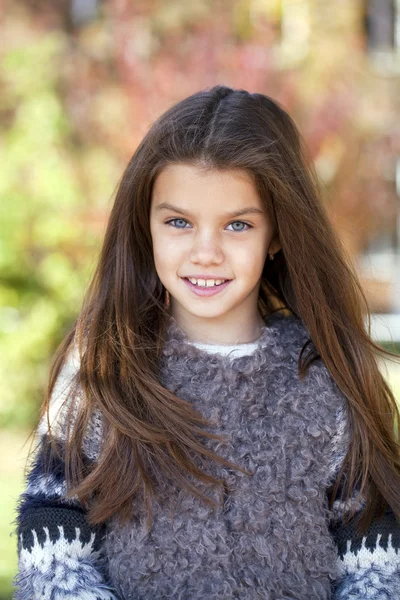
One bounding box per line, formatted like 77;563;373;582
181;277;232;296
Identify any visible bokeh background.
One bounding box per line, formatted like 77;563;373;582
1;0;400;597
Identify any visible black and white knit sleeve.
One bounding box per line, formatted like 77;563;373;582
326;402;400;599
12;346;120;600
314;364;400;599
329;485;400;600
330;486;400;600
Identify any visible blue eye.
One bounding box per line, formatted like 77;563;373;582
165;219;252;231
165;218;189;229
227;221;252;232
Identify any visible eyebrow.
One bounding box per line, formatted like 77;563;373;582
154;202;265;219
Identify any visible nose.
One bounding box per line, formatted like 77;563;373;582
189;232;224;266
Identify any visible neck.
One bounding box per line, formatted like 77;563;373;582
167;311;266;345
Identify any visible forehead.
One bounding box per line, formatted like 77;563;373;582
151;163;262;207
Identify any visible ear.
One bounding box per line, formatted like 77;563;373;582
268;237;281;255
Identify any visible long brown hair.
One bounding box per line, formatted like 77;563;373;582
33;85;400;534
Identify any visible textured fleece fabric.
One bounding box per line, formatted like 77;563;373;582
103;312;351;599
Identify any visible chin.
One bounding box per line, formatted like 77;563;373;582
186;305;234;320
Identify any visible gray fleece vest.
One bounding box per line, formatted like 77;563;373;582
103;312;351;599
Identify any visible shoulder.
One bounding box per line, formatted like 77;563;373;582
263;312;316;369
37;341;104;462
263;312;350;423
264;311;313;355
37;342;81;438
266;312;345;394
266;313;352;475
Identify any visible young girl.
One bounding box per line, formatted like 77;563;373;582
13;85;400;600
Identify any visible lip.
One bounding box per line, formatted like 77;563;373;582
181;277;232;297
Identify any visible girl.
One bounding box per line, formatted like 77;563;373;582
13;85;400;599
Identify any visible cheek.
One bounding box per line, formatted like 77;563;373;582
233;240;268;273
152;237;182;273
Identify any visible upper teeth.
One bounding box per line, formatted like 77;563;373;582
188;278;227;287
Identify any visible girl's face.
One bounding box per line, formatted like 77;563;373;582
149;163;280;343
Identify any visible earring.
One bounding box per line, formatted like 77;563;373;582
165;289;170;308
268;253;275;261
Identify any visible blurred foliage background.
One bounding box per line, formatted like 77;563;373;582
1;0;400;597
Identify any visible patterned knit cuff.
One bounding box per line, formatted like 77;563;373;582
13;508;119;600
331;506;400;600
